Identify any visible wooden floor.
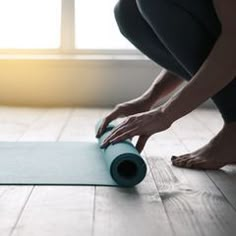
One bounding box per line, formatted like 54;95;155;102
0;106;236;236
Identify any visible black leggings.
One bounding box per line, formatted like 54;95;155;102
114;0;236;123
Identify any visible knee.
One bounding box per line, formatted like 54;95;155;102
114;0;136;39
136;0;162;18
136;0;148;12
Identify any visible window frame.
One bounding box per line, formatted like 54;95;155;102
0;0;140;55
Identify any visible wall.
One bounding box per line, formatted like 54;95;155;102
0;57;214;108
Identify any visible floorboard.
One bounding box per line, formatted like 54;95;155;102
11;108;73;236
0;107;46;236
0;107;235;236
89;109;173;236
191;109;236;211
145;111;236;236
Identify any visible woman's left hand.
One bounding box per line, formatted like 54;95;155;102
100;107;172;153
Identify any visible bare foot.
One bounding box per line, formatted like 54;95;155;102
171;122;236;170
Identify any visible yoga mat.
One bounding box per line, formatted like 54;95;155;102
0;121;147;187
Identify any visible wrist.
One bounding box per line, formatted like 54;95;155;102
140;94;159;109
159;103;175;127
131;92;157;111
141;83;166;107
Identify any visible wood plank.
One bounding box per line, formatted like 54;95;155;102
19;108;72;141
10;108;73;236
191;109;236;211
93;109;173;236
93;160;173;236
0;106;45;141
11;186;95;236
4;107;235;236
11;108;99;236
0;107;46;236
60;108;103;142
205;165;236;211
146;110;236;236
191;109;223;134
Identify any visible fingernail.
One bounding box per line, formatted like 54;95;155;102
110;139;115;144
96;130;101;137
171;156;177;161
100;141;107;148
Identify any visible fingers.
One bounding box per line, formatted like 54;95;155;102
96;118;110;138
136;135;150;153
108;129;138;147
109;127;138;144
96;108;120;138
101;119;137;148
103;121;133;143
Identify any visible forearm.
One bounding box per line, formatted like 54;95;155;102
140;69;184;108
162;33;236;123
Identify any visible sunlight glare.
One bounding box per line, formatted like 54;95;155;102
0;0;61;49
75;0;134;49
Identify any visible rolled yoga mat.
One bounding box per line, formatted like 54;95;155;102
0;121;147;187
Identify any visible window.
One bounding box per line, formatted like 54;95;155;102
75;0;134;49
0;0;135;52
0;0;61;49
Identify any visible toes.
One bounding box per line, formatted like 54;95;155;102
172;155;207;169
171;153;191;162
174;157;221;170
172;157;192;167
171;152;226;170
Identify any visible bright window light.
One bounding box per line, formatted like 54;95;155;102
75;0;135;49
0;0;61;49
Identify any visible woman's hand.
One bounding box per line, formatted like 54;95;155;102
96;98;152;138
100;107;172;153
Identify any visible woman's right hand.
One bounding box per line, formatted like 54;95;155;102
96;98;152;138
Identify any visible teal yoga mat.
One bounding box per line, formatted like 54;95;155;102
0;122;147;187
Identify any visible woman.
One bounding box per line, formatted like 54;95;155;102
96;0;236;170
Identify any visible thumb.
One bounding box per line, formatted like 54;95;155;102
136;135;149;153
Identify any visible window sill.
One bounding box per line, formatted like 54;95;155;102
0;53;148;61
